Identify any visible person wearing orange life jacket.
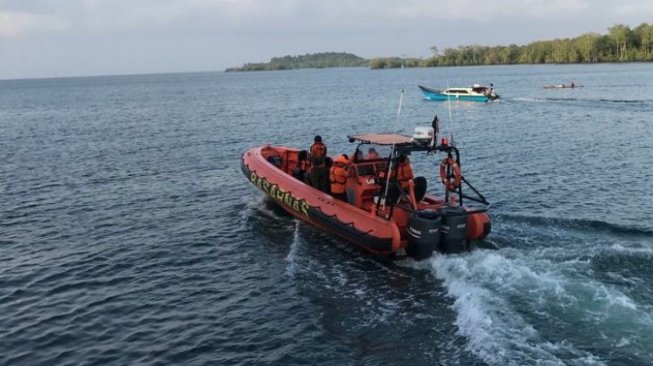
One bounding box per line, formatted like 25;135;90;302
329;155;349;201
308;135;329;193
396;153;414;189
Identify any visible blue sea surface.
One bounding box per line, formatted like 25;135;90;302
1;64;652;365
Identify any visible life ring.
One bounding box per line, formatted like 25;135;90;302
439;157;461;191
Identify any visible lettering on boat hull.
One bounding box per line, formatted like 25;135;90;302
249;172;310;217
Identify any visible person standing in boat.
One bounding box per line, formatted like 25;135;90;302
329;155;349;201
432;115;440;145
309;135;329;193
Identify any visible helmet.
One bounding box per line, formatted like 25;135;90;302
314;135;322;142
334;155;348;164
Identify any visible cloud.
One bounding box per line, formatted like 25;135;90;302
610;2;653;17
0;0;198;37
204;0;593;27
2;0;653;78
0;0;605;38
389;0;590;21
0;10;64;37
1;0;651;39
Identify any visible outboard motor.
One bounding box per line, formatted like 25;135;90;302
407;210;441;259
439;206;469;253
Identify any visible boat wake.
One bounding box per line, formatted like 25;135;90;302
243;196;278;220
512;97;549;103
497;213;653;238
427;250;653;365
285;219;301;275
512;97;653;111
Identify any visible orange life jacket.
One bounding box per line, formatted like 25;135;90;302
310;142;327;167
329;164;347;194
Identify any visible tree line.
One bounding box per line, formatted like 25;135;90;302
226;23;653;71
226;52;367;71
370;23;653;68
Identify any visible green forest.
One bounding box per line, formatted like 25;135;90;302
371;23;653;68
225;52;367;71
226;23;653;71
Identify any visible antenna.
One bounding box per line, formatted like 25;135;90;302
382;89;404;209
447;80;455;146
394;88;404;132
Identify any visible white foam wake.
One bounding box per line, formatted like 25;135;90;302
428;251;609;366
285;219;301;275
512;97;547;103
609;243;653;256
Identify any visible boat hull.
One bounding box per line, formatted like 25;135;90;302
423;92;490;102
241;146;401;255
241;144;491;257
418;85;497;102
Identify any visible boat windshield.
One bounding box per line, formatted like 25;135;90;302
351;144;391;162
445;89;469;94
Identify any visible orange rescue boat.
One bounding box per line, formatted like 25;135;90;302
241;127;492;259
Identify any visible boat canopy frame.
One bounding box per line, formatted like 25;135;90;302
348;133;491;217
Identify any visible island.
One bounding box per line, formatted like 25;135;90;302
226;23;653;71
225;52;367;72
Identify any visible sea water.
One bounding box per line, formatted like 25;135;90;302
1;64;652;365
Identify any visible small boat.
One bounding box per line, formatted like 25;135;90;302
418;84;499;102
543;83;582;89
241;124;492;259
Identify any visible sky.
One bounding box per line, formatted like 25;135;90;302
1;0;652;79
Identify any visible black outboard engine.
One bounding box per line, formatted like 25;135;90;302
407;210;441;259
439;206;469;253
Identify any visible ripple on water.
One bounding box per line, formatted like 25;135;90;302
1;65;653;365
